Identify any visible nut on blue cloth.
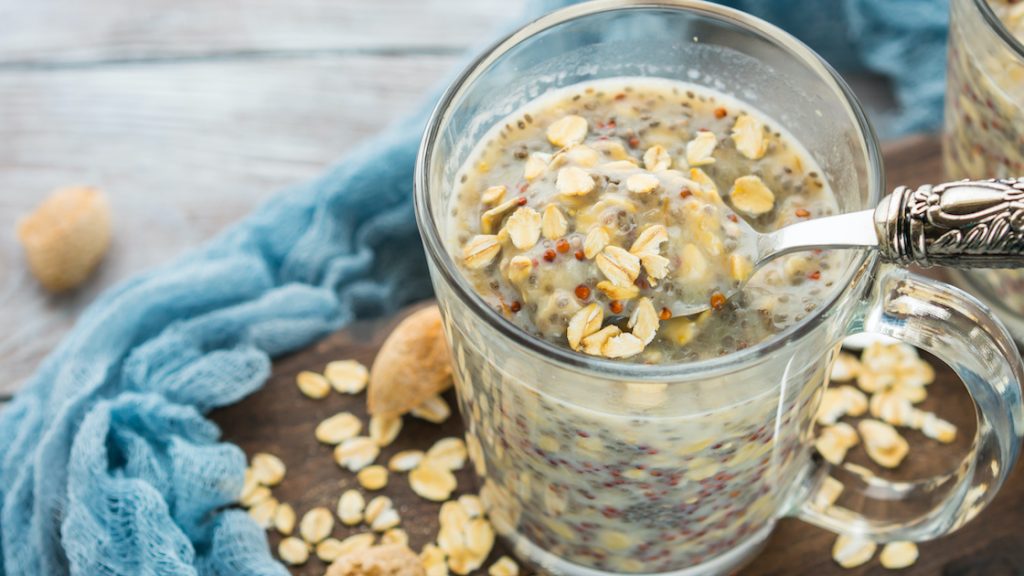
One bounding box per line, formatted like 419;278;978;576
0;0;948;573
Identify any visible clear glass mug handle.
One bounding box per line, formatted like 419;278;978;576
793;267;1024;541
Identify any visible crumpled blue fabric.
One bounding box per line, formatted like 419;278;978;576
0;1;949;574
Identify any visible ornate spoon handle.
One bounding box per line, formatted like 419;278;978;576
874;178;1024;268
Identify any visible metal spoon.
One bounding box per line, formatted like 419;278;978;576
665;177;1024;317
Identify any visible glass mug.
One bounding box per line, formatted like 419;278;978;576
943;0;1024;342
415;1;1024;574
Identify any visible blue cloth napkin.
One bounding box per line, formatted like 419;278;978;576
0;1;948;574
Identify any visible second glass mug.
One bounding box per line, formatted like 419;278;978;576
415;1;1024;574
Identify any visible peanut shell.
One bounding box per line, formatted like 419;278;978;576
368;306;452;416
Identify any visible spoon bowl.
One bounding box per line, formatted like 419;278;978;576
663;177;1024;317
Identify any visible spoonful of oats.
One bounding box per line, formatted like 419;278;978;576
666;174;1024;318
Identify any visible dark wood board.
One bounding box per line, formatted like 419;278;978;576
212;137;1024;575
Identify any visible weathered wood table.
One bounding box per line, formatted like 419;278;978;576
1;1;1020;574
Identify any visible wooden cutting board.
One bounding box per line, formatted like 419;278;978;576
211;136;1024;575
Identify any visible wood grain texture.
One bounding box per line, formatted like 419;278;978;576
212;292;1017;575
211;303;509;574
0;53;458;395
0;0;522;65
0;0;518;400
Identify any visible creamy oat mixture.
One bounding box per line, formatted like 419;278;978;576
990;0;1024;39
448;78;844;362
945;1;1024;332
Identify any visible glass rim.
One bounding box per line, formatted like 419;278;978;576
972;0;1024;60
414;0;884;381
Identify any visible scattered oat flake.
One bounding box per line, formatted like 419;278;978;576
643;145;672;171
523;153;549;181
364;495;393;525
830;352;861;381
582;325;621;356
248;497;278;528
489;556;520;576
900;358;936;387
239;468;259;503
603;331;645;359
370;507;401;532
240;484;272;508
813;476;844;508
369;414;403;447
583;226;610;259
626;173;660;194
566;143;599;166
685;131;718;166
832;534;876;568
410;462;458;502
480;185;506;205
462;235;501;269
869;390;915;426
506;255;533;285
466;517;496;557
274;503;296;535
334;436;380;472
278;536;310;566
567;303;603;351
596;280;639;301
315;538;347;563
731;114;767;160
880;541;919;569
815;422;858;465
730;174;775;216
641;253;670;282
628;297;660;345
546;115;588;147
541;204;568;240
448;547;485;575
326;543;421;576
862;342;917;372
387;450;425;473
357;465;390;491
920;411;957;443
596;246;641;287
506;207;542;250
296;370;330;399
427;437;468;471
337;489;366;526
382;528;410;547
858;419;909;468
299;507;334;544
856;369;893;394
816;385;867;425
411;395;451;424
324;359;369;394
316;412;363;445
421;543;448;576
250;453;285;487
336;532;376;556
892;381;928;403
556;166;596;196
440;505;470;540
458;494;484;518
629;225;668;257
480;198;518;234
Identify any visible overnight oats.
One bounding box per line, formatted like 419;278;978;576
450;78;844;363
944;0;1024;339
442;78;848;572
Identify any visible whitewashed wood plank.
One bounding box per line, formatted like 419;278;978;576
0;0;524;64
0;54;456;394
